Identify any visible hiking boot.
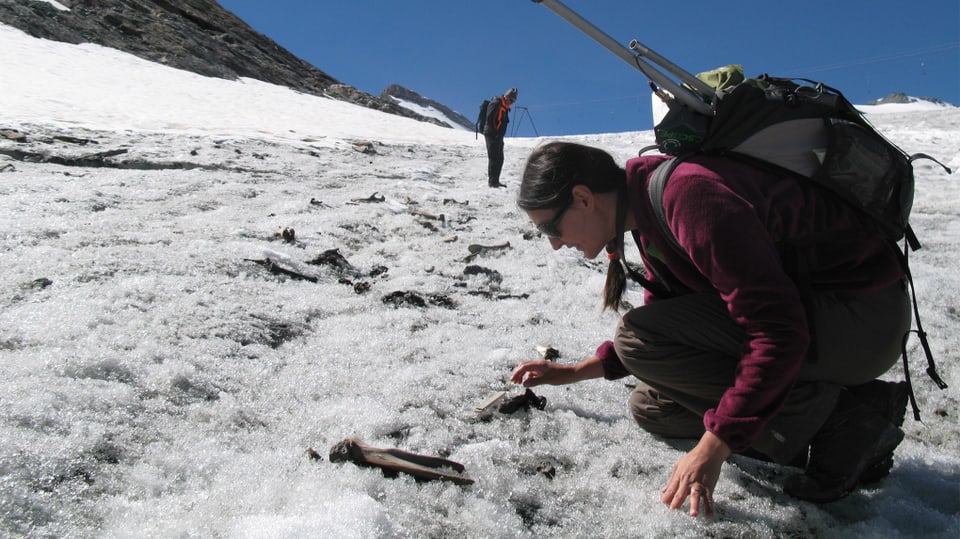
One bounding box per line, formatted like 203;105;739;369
738;447;808;469
489;182;506;188
783;390;904;503
849;380;909;427
848;380;910;485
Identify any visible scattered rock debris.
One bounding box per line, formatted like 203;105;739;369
245;258;317;282
20;277;53;291
352;141;376;154
381;290;455;309
536;461;557;479
498;389;547;414
537;345;560;360
307;248;360;277
1;129;27;142
463;265;502;284
348;192;386;204
275;226;296;243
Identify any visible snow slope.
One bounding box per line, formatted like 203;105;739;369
1;22;959;539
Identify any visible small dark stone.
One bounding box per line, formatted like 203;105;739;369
28;277;53;290
353;281;371;294
382;290;426;308
541;347;560;360
307;248;360;277
537;462;557;479
499;389;546;414
426;293;456;309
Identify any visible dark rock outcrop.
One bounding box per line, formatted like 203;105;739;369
0;0;447;126
381;84;475;131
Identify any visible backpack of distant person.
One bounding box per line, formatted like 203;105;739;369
642;64;951;411
475;98;491;138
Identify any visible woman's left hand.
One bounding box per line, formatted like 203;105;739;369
660;430;731;518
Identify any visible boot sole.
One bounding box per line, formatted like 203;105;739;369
859;456;893;485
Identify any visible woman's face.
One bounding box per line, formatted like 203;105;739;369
526;185;610;259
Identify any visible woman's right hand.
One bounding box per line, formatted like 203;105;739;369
510;360;573;387
510;355;604;387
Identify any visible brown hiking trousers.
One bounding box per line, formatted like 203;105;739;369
614;280;911;464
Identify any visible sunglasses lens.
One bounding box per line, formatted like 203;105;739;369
537;201;570;237
538;222;559;237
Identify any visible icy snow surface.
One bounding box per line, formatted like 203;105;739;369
1;22;959;538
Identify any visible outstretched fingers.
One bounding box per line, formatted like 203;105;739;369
661;433;728;518
509;361;544;386
662;475;715;518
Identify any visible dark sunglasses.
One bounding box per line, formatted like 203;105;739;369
536;197;573;238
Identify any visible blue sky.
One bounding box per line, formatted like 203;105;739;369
219;0;959;136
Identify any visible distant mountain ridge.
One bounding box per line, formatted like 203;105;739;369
380;84;475;131
0;0;459;129
867;92;955;107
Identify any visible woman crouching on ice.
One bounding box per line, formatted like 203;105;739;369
511;141;910;517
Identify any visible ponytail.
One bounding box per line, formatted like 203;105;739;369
603;246;628;311
602;183;631;311
602;182;670;310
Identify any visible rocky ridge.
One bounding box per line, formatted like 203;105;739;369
0;0;454;128
381;84;475;131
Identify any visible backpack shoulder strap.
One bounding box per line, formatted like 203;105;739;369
648;157;684;255
637;156;698;298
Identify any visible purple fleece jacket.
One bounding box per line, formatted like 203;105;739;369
596;155;904;451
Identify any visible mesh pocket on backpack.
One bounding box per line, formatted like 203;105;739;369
820;119;912;237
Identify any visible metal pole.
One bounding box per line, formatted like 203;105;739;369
628;39;717;99
530;0;715;115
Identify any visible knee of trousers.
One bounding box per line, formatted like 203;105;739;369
612;313;664;375
629;385;705;439
613;314;643;356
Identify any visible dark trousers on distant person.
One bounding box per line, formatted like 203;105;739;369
613;282;911;464
485;134;505;186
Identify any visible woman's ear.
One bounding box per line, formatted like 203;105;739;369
570;184;595;210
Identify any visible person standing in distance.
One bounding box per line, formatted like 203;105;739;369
484;87;518;188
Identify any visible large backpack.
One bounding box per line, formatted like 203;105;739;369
646;65;950;251
644;65;951;412
475;98;491;138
